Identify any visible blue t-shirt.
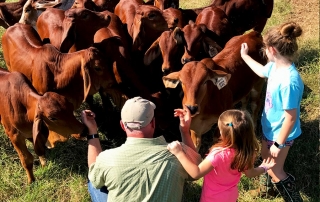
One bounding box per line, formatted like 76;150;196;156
261;62;304;141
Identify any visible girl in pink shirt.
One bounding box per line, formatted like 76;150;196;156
168;109;276;202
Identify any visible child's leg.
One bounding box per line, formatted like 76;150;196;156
267;144;303;202
267;145;290;182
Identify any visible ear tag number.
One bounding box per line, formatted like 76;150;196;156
216;77;227;90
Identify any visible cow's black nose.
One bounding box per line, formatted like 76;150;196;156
181;58;191;64
162;68;170;75
186;105;198;115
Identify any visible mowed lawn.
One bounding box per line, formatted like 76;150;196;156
0;0;319;201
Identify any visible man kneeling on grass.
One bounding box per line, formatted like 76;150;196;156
81;96;201;202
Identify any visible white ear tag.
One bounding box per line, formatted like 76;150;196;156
216;77;227;90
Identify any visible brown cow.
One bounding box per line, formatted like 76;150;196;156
211;0;274;34
144;7;229;73
35;8;69;49
115;0;170;52
2;23;115;109
162;7;186;29
195;6;235;47
0;69;84;183
163;31;267;150
181;21;222;64
60;8;150;101
144;27;185;74
0;0;28;28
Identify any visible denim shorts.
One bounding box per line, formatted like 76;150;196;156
262;135;294;149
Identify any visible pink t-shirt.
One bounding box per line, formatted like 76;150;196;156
200;147;241;202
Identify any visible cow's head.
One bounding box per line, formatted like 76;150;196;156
32;92;85;156
162;7;182;29
82;47;116;99
61;8;111;52
144;27;185;74
181;21;222;64
163;60;231;116
132;5;168;51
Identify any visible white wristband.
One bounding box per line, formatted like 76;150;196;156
259;165;268;173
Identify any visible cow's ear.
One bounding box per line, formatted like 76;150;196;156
202;37;222;57
162;72;180;88
32;102;49;157
173;27;184;45
60;20;76;53
144;37;161;65
188;20;195;25
132;12;145;51
81;57;92;102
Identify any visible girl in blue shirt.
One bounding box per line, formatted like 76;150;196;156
240;22;304;202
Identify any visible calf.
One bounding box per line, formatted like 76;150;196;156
0;69;84;183
35;8;68;50
195;6;235;47
2;23;115;109
211;0;274;34
144;7;230;73
115;0;170;52
60;8;150;101
144;27;185;74
163;31;267;150
181;21;222;64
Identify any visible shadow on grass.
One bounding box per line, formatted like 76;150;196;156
286;118;319;201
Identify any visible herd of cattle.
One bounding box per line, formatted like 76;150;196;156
0;0;273;183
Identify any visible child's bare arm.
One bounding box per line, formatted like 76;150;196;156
240;43;266;78
167;141;213;179
244;158;275;178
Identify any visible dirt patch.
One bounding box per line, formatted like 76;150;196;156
287;0;319;41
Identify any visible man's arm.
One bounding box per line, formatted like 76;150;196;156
81;110;102;167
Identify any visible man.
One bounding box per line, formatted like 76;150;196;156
81;96;201;202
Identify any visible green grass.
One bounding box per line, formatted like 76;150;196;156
0;0;319;201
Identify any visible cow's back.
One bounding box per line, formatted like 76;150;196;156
2;23;43;73
213;31;266;103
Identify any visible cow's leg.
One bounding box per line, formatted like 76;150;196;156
9;134;35;184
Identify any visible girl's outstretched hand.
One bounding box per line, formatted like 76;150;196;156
261;157;276;171
167;141;183;156
174;106;191;133
240;43;249;57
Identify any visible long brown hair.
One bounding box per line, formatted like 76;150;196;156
210;109;259;172
263;22;302;62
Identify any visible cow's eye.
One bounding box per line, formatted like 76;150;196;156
82;13;89;19
148;13;156;19
48;117;57;121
